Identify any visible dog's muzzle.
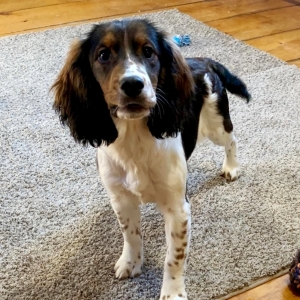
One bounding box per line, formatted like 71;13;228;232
110;75;156;120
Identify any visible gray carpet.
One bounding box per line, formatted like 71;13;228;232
1;9;300;300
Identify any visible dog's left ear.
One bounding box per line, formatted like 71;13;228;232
160;37;194;101
148;34;195;139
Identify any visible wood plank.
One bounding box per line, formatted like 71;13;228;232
0;0;84;13
229;274;300;300
247;29;300;61
179;0;293;22
0;0;201;36
206;6;300;40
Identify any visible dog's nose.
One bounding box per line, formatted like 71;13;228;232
120;76;144;97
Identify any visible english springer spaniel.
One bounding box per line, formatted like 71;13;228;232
52;19;250;300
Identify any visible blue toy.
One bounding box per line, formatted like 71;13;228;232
172;34;191;47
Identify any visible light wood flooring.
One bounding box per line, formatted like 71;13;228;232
1;1;300;299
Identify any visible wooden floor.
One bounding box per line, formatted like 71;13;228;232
1;0;300;299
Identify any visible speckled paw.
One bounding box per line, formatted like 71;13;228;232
114;254;142;279
221;165;239;181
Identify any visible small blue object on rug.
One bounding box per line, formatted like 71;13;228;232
172;34;191;47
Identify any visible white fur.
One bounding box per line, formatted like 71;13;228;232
97;118;190;299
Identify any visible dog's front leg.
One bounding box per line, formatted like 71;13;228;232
110;193;143;279
159;199;191;300
97;150;143;279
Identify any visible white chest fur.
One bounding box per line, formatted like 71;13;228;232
97;119;187;204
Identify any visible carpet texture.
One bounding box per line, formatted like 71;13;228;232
1;9;300;300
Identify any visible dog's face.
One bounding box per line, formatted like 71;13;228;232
52;19;194;146
89;20;161;120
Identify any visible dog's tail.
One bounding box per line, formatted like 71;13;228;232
210;60;251;102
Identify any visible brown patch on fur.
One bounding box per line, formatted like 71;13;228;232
182;242;187;247
182;220;188;228
167;262;172;267
175;253;184;260
133;32;149;48
101;32;117;48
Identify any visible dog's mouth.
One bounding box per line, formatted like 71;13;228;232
124;103;146;112
111;102;155;120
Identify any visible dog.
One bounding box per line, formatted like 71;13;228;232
52;19;250;300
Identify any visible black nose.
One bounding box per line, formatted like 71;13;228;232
120;76;144;97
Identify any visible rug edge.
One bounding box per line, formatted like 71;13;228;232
215;268;289;300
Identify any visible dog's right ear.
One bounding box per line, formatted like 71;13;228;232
52;38;118;147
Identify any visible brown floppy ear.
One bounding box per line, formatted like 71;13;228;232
148;33;195;139
52;38;118;147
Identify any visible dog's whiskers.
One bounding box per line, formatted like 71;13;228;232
156;88;172;109
155;98;164;119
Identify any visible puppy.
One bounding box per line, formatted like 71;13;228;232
52;19;250;300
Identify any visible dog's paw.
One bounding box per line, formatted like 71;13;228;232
221;164;239;181
160;278;187;300
114;253;143;279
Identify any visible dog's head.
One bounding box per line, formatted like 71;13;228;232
52;19;194;146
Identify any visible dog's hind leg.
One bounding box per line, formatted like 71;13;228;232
220;132;239;180
198;73;240;181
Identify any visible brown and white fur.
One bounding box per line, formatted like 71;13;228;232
52;19;250;300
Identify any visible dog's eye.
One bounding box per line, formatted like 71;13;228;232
98;49;111;63
143;46;153;58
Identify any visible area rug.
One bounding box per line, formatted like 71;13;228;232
1;9;300;300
